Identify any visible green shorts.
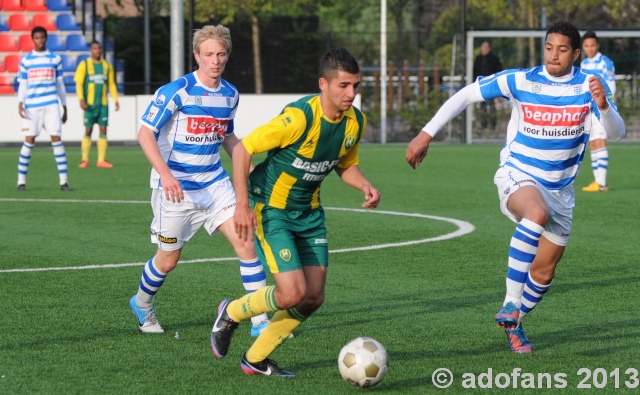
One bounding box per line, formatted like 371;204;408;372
252;202;328;274
84;104;109;127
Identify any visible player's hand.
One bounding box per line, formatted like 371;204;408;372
405;131;432;169
115;102;120;111
61;106;68;124
361;184;380;209
80;100;88;110
234;204;257;242
588;76;609;111
18;102;26;118
160;174;184;203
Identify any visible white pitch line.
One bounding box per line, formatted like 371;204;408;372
0;199;475;273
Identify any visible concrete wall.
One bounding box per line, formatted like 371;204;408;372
0;93;361;144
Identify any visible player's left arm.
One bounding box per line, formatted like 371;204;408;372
334;165;380;209
107;62;120;111
589;75;625;140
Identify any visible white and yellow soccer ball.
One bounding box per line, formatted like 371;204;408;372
338;337;388;388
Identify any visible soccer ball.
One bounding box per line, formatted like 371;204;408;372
338;337;388;388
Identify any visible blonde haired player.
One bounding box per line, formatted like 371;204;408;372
129;25;272;337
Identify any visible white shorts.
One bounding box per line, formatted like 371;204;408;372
22;105;62;137
589;119;607;142
494;166;575;246
150;178;236;251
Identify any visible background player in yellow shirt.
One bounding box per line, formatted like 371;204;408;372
75;40;120;168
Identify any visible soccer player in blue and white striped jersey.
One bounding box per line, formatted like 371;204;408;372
406;21;624;354
128;25;272;336
16;26;70;191
580;31;616;192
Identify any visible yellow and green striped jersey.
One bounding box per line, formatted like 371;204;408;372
242;94;366;210
74;58;119;106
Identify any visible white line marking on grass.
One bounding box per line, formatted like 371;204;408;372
0;199;475;273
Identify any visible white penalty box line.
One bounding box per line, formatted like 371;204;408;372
0;198;475;273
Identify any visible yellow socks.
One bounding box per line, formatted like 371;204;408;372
245;308;307;362
81;136;92;162
97;134;108;162
227;285;277;322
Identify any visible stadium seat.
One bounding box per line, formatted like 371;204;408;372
66;33;89;51
0;33;19;51
47;33;66;51
19;34;35;51
32;14;58;31
8;14;32;31
75;52;89;66
63;74;75;93
3;53;21;72
0;75;15;94
1;0;25;11
56;14;81;31
47;0;71;11
0;15;10;32
59;53;74;72
25;0;50;11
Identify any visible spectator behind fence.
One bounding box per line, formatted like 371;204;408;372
473;41;503;130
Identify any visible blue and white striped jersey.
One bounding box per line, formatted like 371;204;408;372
18;50;64;109
140;72;238;191
477;66;619;190
581;52;616;96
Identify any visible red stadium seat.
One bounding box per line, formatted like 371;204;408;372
32;14;58;31
1;0;25;11
8;14;32;31
4;53;21;72
25;0;50;11
0;33;19;51
19;34;35;51
0;75;16;94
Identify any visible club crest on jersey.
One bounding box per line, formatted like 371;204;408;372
194;96;202;106
344;136;356;150
279;249;292;262
146;106;159;122
573;85;582;94
532;83;541;93
226;97;232;107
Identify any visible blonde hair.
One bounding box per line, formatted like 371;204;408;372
192;24;232;55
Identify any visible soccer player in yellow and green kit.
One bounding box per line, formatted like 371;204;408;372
210;47;381;377
75;40;119;168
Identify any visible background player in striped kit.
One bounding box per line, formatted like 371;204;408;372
406;21;624;354
580;31;616;192
15;26;70;192
129;25;272;336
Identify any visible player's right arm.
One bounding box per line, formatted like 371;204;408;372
75;61;87;110
406;81;487;169
138;124;183;203
231;142;255;242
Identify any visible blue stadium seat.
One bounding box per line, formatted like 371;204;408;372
63;75;75;93
56;14;81;31
59;53;75;72
75;53;90;66
47;0;72;11
66;33;89;51
0;15;10;32
47;34;66;51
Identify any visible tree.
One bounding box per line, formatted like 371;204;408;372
195;0;314;93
